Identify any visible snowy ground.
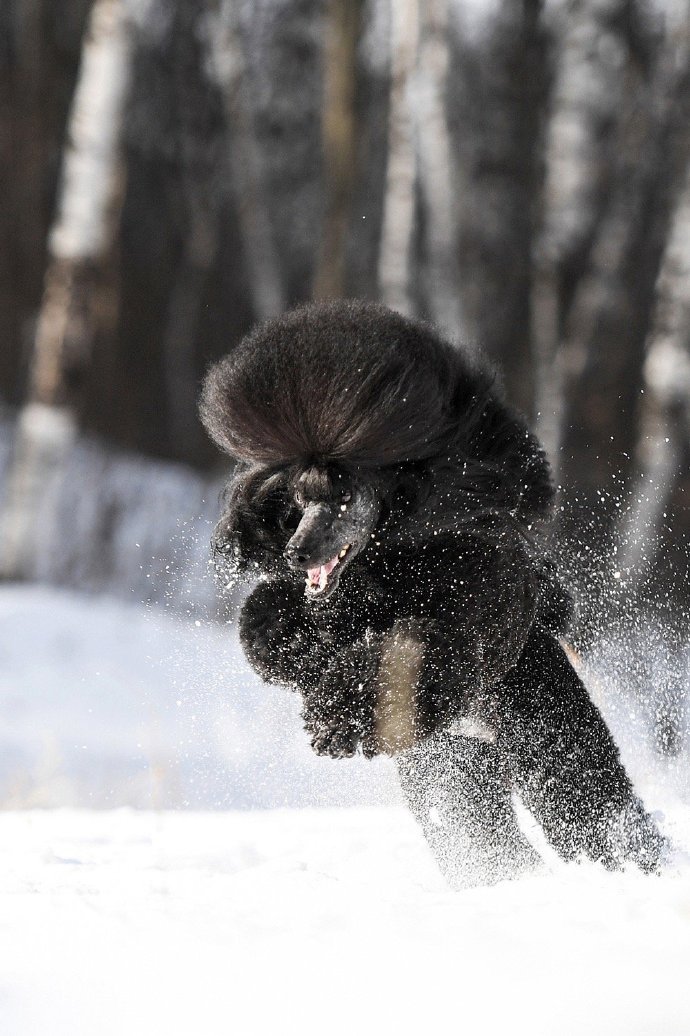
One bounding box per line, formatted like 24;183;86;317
2;585;690;1035
0;585;398;810
3;807;690;1036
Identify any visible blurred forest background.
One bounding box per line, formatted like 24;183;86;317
2;0;690;701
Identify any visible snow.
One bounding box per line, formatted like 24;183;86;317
3;807;690;1036
0;585;398;810
2;584;690;1034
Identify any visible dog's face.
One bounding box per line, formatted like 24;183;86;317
284;468;381;601
213;463;384;601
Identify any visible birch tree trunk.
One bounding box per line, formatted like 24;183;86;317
415;0;464;339
377;0;419;316
0;0;132;579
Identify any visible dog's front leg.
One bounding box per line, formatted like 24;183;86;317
301;635;380;758
302;621;429;759
238;578;326;688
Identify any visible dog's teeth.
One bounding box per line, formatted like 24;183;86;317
339;549;347;558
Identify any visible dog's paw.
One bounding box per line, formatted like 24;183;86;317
238;579;313;684
301;638;380;757
302;690;364;758
308;719;360;759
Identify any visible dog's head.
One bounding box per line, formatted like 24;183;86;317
201;300;460;598
202;299;554;594
212;462;385;601
284;465;381;600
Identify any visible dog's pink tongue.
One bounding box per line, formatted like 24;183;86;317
307;555;340;591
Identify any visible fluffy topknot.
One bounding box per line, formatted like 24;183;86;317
200;300;489;468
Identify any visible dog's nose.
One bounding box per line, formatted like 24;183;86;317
285;502;331;568
284;542;310;566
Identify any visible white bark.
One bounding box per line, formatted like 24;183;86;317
0;404;78;581
415;0;464;339
0;0;133;580
377;0;419;316
49;0;132;261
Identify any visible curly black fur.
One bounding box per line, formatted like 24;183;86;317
201;300;665;886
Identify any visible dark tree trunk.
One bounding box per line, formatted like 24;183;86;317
313;0;365;300
449;0;551;415
557;25;690;631
0;0;93;406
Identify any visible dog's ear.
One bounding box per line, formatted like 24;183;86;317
212;468;292;576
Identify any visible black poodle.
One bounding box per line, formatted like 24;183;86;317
200;300;665;887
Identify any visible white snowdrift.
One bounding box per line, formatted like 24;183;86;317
0;585;398;809
2;585;690;1035
2;807;690;1036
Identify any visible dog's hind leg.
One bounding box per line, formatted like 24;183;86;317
396;728;542;889
496;626;667;872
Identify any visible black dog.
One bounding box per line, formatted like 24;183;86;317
200;300;665;888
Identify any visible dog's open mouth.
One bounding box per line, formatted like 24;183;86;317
305;544;352;598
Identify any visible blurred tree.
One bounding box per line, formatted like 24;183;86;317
1;0;690;633
555;2;690;623
314;0;364;299
0;0;131;578
0;0;93;404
